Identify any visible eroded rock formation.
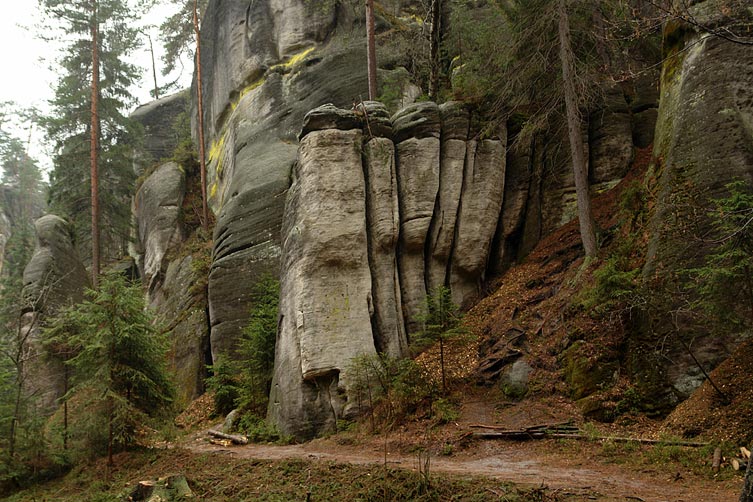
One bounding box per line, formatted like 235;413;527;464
639;1;753;405
21;215;89;413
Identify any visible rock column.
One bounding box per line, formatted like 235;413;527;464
269;106;377;440
393;102;441;334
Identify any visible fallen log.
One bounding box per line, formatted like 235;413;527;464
207;429;249;445
473;431;709;447
712;447;722;474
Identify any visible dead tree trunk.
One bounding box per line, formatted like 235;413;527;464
365;0;378;100
558;0;598;257
194;0;209;233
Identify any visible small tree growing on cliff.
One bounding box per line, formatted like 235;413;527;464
44;272;173;466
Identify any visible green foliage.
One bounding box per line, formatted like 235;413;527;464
349;354;442;429
582;257;640;317
40;0;146;263
686;181;753;329
205;276;279;427
43;272;174;460
159;0;208;76
235;276;280;418
412;287;465;392
204;357;240;417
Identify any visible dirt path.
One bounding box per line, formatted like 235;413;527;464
183;431;740;502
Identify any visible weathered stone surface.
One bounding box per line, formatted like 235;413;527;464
641;2;753;403
396;135;441;333
269;128;377;440
131;90;189;174
392;101;441;144
589;85;634;184
425;103;469;292
132;162;186;293
359;101;393;139
151;253;209;408
198;0;374;362
299;104;361;140
21;215;89;413
363;137;406;358
489;135;534;274
450;136;507;307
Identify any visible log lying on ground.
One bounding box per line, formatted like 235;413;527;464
713;447;722;473
207;429;249;445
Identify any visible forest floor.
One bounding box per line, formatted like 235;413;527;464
179;391;742;502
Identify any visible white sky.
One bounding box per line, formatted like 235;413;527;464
0;3;192;176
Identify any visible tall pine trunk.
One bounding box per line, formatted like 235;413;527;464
194;0;209;233
428;0;442;100
90;0;101;286
558;0;598;257
365;0;377;100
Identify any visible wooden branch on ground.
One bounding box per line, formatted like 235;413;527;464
473;430;708;447
713;447;722;473
207;429;249;445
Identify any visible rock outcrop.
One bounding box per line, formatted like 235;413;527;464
132;162;186;293
131;90;189;174
639;2;753;404
21;215;89;413
270;118;377;440
270;102;508;438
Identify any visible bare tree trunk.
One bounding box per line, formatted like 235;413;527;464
194;0;209;233
365;0;378;100
90;0;101;286
428;0;442;100
147;33;159;100
558;0;598;257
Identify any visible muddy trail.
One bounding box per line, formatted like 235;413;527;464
182;425;740;502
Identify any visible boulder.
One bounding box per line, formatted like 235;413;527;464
21;215;89;413
269;128;377;440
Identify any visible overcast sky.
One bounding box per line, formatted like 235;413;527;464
0;3;192;175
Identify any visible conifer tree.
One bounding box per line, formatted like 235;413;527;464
40;0;145;279
44;272;173;466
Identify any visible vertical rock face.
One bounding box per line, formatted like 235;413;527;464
450;136;507;307
270;115;377;440
132;162;186;293
362;103;406;358
393;102;441;333
641;2;753;401
21;215;89;413
197;0;377;362
130;154;210;406
271;103;509;438
426;103;469;294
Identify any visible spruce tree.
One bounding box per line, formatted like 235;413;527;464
43;272;173;466
40;0;145;276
